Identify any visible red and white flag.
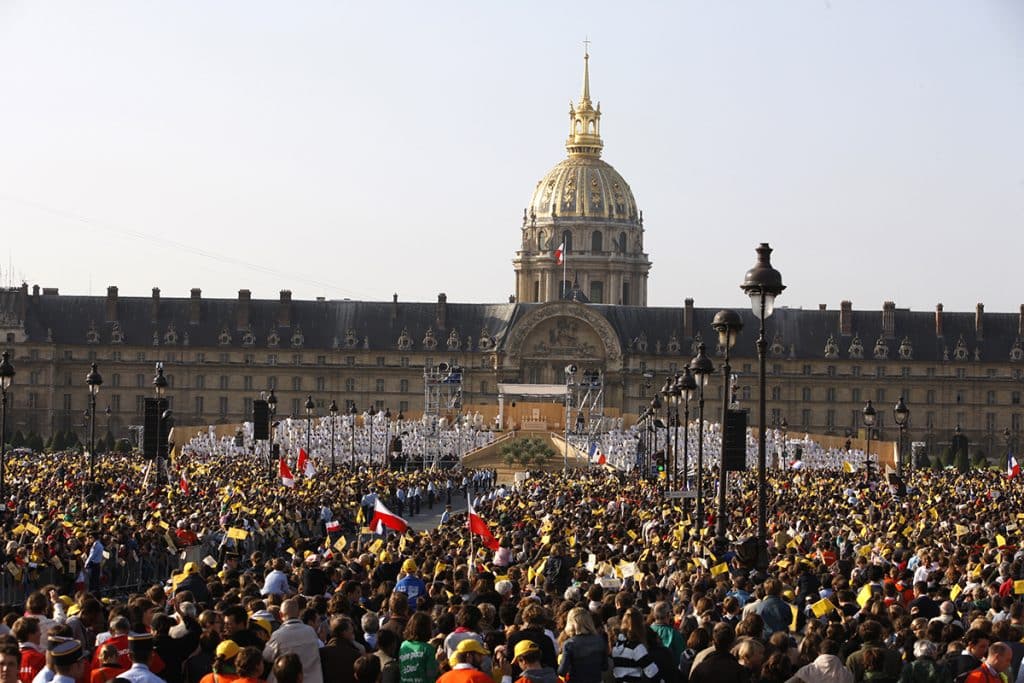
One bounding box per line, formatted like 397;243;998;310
1008;452;1020;480
467;498;500;551
554;242;565;265
297;448;316;478
325;520;340;534
279;458;295;488
179;471;190;495
597;451;607;466
369;498;408;534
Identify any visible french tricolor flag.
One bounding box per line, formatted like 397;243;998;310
1008;451;1020;480
554;242;565;265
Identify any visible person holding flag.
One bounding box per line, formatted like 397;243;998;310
279;458;295;488
369;498;408;534
1008;447;1019;480
468;498;500;552
297;448;316;478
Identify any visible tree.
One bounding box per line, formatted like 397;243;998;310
971;450;988;469
27;433;44;452
104;432;116;452
48;431;65;452
499;438;557;469
10;430;25;449
116;438;133;454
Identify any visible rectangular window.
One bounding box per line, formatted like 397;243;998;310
346;356;355;366
243;376;253;391
195;374;205;390
219;397;228;416
110;394;120;412
852;388;861;403
852;366;861;377
88;350;97;361
399;400;409;413
374;399;385;410
376;379;385;393
668;362;677;373
63;350;73;360
986;412;997;433
292;376;302;391
772;364;782;375
876;388;886;403
802;365;812;375
267;376;277;390
136;352;146;362
1014;414;1022;432
987;368;998;377
589;280;603;304
876;366;886;378
136;374;145;388
291;398;300;416
194;396;204;416
110;373;120;388
741;386;751;401
852;409;860;427
826;388;836;402
244;353;254;364
401;357;410;368
926;390;935;404
987;391;996;405
901;367;911;377
926;411;935;429
743;363;752;374
771;386;781;401
317;355;326;366
243;397;253;415
316;376;325;392
802;387;812;401
137;395;146;414
293;353;302;366
480;381;488;394
196;352;205;363
802;409;811;426
266;354;277;365
826;409;836;428
827;365;836;377
956;368;967;379
220;352;230;363
220;375;229;390
927;367;936;377
111;351;121;362
770;408;781;425
377;356;385;367
1013;392;1021;405
345;378;356;392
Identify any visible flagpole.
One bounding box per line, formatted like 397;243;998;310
467;495;475;580
562;245;567;299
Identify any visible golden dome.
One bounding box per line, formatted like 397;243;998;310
528;156;638;222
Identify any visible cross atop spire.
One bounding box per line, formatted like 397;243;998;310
581;38;592;104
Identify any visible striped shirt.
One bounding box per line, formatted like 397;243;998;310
611;635;658;683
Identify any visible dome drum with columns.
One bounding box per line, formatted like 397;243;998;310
513;50;652;306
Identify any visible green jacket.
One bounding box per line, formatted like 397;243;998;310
399;639;439;683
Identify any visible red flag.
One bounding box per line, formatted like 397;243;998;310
467;498;500;552
1009;452;1020;480
597;451;607;465
554;242;565;265
179;471;190;495
279;458;295;488
297;448;316;478
369;498;408;534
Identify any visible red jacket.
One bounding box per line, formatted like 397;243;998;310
19;645;46;683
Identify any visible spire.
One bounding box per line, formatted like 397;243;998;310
566;43;603;158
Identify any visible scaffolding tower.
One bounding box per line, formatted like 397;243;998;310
564;366;606;460
423;362;463;469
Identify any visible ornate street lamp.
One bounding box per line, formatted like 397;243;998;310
862;400;877;477
740;242;785;545
678;367;697;496
349;403;357;469
893;396;909;477
304;395;315;457
0;351;15;501
153;363;168;484
267;389;278;480
711;309;743;547
650;393;662;486
85;363;103;485
689;343;714;526
329;400;339;474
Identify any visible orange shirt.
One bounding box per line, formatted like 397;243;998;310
90;665;126;683
199;673;240;683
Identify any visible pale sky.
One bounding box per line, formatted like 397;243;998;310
0;1;1021;314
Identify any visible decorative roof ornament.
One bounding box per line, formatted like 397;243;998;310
182;331;189;346
823;334;839;359
1011;338;1023;362
667;332;680;354
86;321;100;344
241;326;255;347
848;335;864;359
266;329;279;348
446;329;460;351
872;335;889;360
898;336;913;360
953;335;969;361
110;321;124;345
152;329;160;346
690;331;703;355
769;333;785;357
331;335;340;350
344;328;358;349
566;43;603;159
362;336;370;350
397;328;412;351
290;325;304;349
164;323;178;345
422;328;437;350
635;331;648;353
218;325;232;346
655;339;663;355
478;329;493;351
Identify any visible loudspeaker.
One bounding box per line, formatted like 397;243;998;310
142;398;168;459
253;400;269;440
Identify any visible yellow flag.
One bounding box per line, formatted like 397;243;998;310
227;527;249;540
334;536;347;552
955;524;969;536
1014;580;1024;595
789;604;799;632
997;534;1007;547
434;562;448;577
711;562;729;577
842;461;854;473
856;584;874;608
356;506;365;525
811;598;835;618
24;523;40;535
950;583;962;601
368;539;383;554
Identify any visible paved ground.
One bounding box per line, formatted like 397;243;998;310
407;490;466;532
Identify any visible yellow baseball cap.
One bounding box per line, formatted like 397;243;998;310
513;640;541;660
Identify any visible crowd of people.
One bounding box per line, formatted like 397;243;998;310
0;422;1019;683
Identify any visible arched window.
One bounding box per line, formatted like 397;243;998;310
574;120;582;134
536;230;545;252
591;230;603;252
561;230;573;253
588;121;596;134
619;231;627;254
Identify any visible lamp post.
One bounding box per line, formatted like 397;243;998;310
349;404;357;468
893;396;909;478
711;309;743;548
740;241;786;545
85;363;103;485
267;389;277;480
329;400;339;474
104;405;111;443
368;406;376;468
689;343;714;526
153;363;168;485
0;351;14;502
862;400;877;477
384;408;392;468
679;367;696;496
650;393;662;487
780;417;788;468
304;395;315;459
660;378;674;488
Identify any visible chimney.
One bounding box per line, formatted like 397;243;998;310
1019;305;1024;338
509;294;515;303
31;285;39;303
277;290;292;328
189;288;202;325
975;302;984;340
151;288;160;323
683;298;694;339
236;289;251;330
105;286;118;323
436;293;447;330
818;304;827;311
882;301;895;338
935;303;944;337
840;300;852;336
392;293;399;321
17;283;27;321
